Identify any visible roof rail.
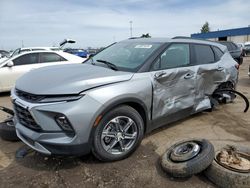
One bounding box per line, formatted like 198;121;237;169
172;36;211;42
172;36;191;39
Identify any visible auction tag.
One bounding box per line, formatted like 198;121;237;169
135;45;152;49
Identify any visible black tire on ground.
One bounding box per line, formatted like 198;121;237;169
0;120;19;141
204;146;250;188
92;105;144;162
161;139;214;178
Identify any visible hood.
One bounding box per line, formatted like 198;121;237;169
15;64;133;95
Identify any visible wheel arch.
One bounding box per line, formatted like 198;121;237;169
89;97;150;140
101;98;150;133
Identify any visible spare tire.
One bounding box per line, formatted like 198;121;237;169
161;139;214;178
204;146;250;188
0;119;19;141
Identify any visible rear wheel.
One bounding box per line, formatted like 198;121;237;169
92;105;144;161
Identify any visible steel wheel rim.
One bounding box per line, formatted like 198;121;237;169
101;116;138;155
170;142;201;162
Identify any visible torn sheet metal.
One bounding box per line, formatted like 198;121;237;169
151;53;238;120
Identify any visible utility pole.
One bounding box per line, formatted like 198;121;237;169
129;21;133;38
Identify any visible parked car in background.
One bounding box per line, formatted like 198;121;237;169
0;50;9;58
237;43;245;56
244;42;250;56
64;48;88;58
12;38;238;161
218;41;243;64
0;50;85;92
9;47;61;58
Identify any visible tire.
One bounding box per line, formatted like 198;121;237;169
92;105;144;162
0;120;19;141
204;146;250;188
161;139;214;178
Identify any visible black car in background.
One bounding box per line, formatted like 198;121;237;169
218;41;243;64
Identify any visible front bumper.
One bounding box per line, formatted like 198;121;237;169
12;91;103;155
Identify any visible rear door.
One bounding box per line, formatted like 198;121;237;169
191;44;226;109
149;43;197;128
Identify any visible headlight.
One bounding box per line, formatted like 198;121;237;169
39;95;84;103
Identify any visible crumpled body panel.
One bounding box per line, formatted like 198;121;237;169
151;53;238;121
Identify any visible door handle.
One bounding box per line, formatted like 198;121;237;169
154;71;167;79
184;73;194;79
217;66;224;71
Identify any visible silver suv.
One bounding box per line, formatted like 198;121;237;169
11;38;238;161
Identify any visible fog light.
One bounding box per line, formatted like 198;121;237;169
55;115;74;133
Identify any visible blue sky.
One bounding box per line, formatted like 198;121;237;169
0;0;249;50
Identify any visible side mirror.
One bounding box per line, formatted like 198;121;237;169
7;61;14;67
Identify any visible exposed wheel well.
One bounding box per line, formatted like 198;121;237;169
217;81;235;90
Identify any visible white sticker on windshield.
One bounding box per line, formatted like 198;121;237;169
135;45;152;49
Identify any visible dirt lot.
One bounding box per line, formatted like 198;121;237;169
0;58;250;188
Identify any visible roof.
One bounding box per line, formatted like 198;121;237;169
121;37;226;51
191;26;250;39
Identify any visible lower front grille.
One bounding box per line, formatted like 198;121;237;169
14;103;42;131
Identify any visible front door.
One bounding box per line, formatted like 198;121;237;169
150;43;196;128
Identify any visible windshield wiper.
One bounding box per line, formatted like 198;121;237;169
96;59;118;71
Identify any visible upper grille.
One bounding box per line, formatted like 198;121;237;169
14;103;42;131
15;89;45;103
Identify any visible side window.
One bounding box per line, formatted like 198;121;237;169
40;53;66;63
212;46;224;61
193;44;215;65
13;53;39;66
151;43;190;71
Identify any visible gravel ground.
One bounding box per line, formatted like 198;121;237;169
0;57;250;188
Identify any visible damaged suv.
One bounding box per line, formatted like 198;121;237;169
11;38;238;161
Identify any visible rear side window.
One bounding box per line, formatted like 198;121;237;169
212;46;224;60
13;53;39;66
151;43;190;70
193;44;215;65
40;52;66;63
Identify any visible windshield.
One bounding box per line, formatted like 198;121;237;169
85;41;162;72
9;48;21;58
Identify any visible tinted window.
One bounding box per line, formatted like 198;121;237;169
13;53;39;66
151;43;190;71
212;46;224;60
40;53;66;63
193;44;215;65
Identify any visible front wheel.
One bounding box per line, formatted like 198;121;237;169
92;105;144;161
